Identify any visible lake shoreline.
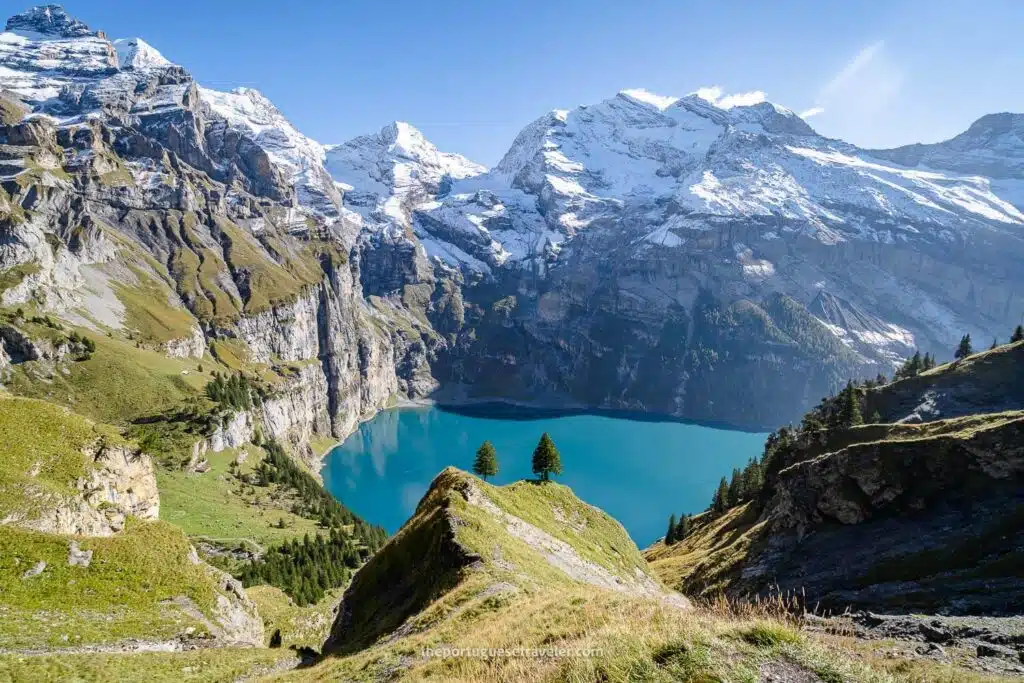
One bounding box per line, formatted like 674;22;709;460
393;394;773;435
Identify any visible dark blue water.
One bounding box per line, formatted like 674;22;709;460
322;405;767;546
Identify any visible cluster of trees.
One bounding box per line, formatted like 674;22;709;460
254;441;388;549
205;372;256;411
471;432;564;482
895;350;937;379
664;513;691;545
237;529;364;606
955;334;974;360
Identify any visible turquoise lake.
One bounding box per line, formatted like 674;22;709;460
322;405;768;546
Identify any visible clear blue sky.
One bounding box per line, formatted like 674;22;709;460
47;0;1024;166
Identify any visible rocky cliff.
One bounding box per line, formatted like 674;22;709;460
3;5;1024;442
647;342;1024;614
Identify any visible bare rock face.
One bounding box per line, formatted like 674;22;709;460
24;442;159;537
161;325;206;359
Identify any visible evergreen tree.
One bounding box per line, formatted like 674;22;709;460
870;410;882;424
955;334;973;360
472;441;499;480
726;468;744;507
923;352;936;371
991;338;999;350
676;514;690;541
665;513;677;545
1011;325;1024;343
711;477;729;515
839;381;863;427
531;433;563;481
741;458;763;501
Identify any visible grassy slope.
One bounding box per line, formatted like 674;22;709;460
0;649;298;683
0;395;118;520
645;503;768;599
0;520;222;649
157;446;322;547
2;326;207;425
247;585;342;650
283;469;1006;682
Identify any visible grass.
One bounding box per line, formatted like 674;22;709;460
277;583;996;683
247;585;343;650
0;395;119;521
214;217;322;315
477;477;651;582
0;520;221;649
157;446;323;548
2;326;207;425
113;266;198;344
0;262;41;294
0;648;298;682
645;503;767;598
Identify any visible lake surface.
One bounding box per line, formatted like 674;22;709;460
322;405;768;546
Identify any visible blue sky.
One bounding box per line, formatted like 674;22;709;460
49;0;1024;166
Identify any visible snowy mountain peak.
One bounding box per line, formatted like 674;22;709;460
618;88;679;111
112;37;170;70
5;4;95;38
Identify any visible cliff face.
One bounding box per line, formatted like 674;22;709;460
648;342;1024;614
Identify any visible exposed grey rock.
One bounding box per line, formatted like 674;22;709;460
22;560;46;579
67;540;92;567
10;442;160;537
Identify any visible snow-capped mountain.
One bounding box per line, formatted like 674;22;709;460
0;5;339;218
2;5;1023;430
200;86;341;218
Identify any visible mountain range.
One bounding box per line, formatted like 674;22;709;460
2;4;1023;440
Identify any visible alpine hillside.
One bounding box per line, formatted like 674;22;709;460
2;6;1023;436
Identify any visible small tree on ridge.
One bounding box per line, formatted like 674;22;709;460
531;432;563;482
473;440;499;481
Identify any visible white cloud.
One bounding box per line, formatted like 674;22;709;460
694;85;767;110
803;41;904;126
819;41;886;101
620;88;679;110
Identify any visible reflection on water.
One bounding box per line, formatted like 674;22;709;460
322;406;767;546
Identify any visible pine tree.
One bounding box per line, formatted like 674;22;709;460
1011;325;1024;343
676;514;690;541
870;410;882;424
955;334;973;360
531;433;563;482
991;338;999;350
839;381;863;427
665;513;677;545
741;458;763;501
712;477;729;515
726;468;744;507
923;352;936;371
472;441;499;481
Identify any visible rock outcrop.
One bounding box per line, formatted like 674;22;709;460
650;342;1024;614
24;441;159;537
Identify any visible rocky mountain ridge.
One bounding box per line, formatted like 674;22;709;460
1;4;1023;444
647;341;1024;617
